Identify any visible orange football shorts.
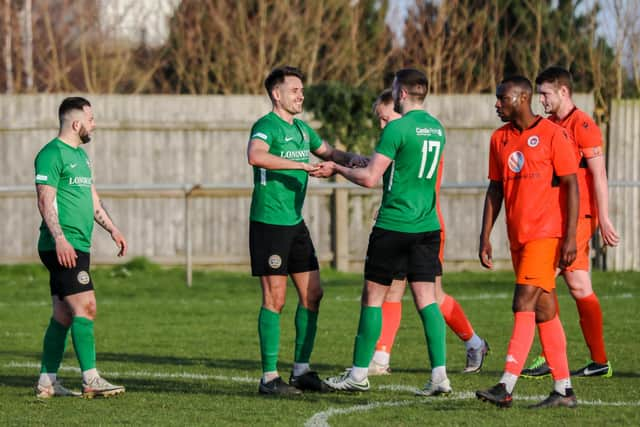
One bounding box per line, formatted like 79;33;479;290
563;216;598;272
511;238;561;292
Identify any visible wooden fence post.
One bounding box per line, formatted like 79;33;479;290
333;175;349;272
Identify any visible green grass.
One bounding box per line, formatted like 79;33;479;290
0;262;639;426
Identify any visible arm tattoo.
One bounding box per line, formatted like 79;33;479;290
95;199;115;232
36;184;64;240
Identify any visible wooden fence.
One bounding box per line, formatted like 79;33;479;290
1;93;636;275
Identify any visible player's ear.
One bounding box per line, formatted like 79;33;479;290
272;85;281;103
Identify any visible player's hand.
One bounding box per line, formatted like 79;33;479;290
302;163;320;173
599;218;620;247
559;237;577;269
310;161;337;178
111;229;127;257
348;155;369;168
478;240;493;269
55;237;78;268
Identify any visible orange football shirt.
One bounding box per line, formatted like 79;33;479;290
549;107;603;218
489;117;578;249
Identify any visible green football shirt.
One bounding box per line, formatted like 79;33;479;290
374;110;446;233
249;112;323;226
35;138;94;252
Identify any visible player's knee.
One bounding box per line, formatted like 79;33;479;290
84;300;97;320
53;312;73;328
266;300;285;313
311;287;323;303
303;288;323;311
568;284;593;300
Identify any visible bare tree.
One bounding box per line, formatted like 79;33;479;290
161;0;395;94
3;0;13;93
21;0;33;91
597;0;640;98
402;0;507;94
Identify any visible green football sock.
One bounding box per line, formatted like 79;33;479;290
71;316;96;372
40;318;69;374
419;303;447;368
353;306;382;368
258;307;280;373
294;305;318;364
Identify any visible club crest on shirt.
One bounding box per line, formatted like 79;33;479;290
527;136;540;148
508;151;525;173
77;271;90;285
268;254;282;269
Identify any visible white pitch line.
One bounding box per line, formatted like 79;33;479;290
4;361;255;383
5;360;640;422
306;390;640;427
304;399;416;427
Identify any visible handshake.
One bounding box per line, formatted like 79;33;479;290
307;154;369;178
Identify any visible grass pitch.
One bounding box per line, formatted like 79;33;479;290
0;260;639;426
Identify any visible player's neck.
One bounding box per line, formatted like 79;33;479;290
513;110;538;131
57;132;81;148
553;101;576;121
401;103;424;115
272;106;295;125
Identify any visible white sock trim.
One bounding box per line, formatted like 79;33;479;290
82;368;99;384
292;363;310;377
554;378;572;395
465;334;482;350
262;371;279;383
500;372;518;394
38;373;56;387
372;350;390;366
431;366;447;383
350;367;368;382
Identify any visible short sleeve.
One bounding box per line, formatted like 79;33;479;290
573;115;603;158
488;132;502;181
551;128;579;176
375;122;401;160
306;125;323;151
35;146;62;187
249;121;273;146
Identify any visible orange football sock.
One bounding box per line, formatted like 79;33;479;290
576;293;608;364
538;315;570;380
439;294;474;341
504;311;536;376
535;292;560;359
375;302;402;353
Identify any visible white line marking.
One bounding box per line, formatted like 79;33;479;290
306;390;640;427
5;360;639;425
5;361;255;383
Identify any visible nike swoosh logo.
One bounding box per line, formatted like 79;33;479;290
69;163;77;168
524;276;538;280
285;137;294;141
583;366;608;375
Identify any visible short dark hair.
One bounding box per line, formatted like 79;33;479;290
395;68;428;101
372;88;393;114
535;66;573;94
500;75;533;95
264;66;304;103
58;97;91;127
